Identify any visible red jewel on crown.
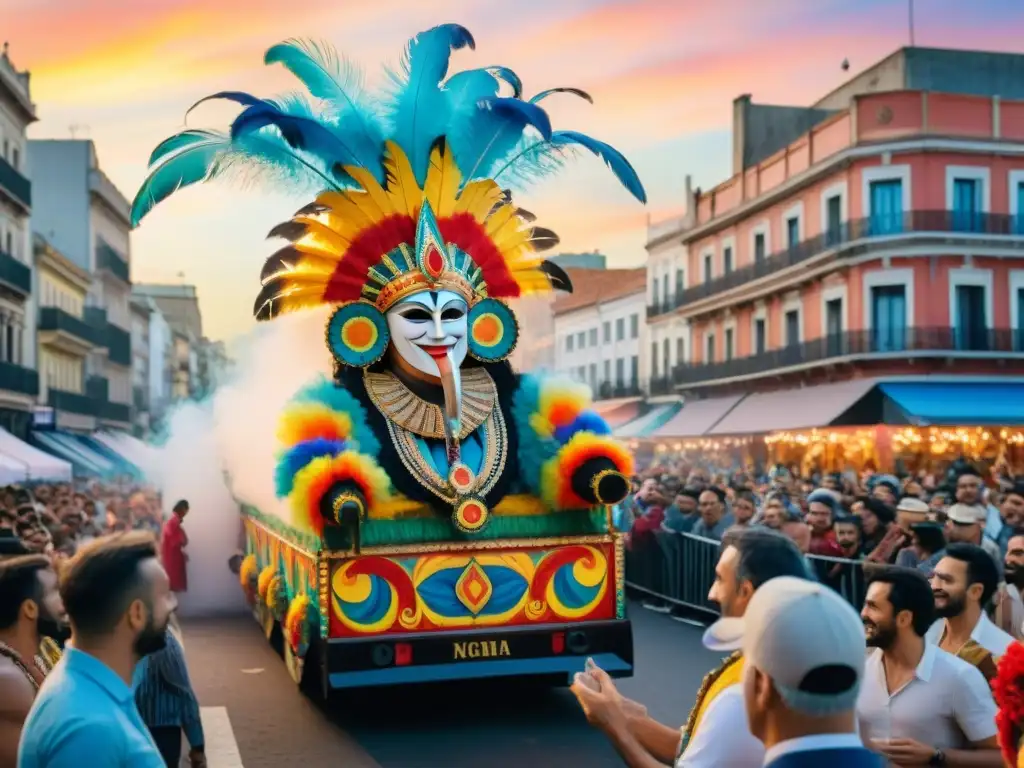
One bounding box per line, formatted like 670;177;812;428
423;242;445;280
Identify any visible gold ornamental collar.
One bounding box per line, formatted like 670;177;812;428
364;368;497;440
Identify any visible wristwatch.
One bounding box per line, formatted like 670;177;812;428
928;748;946;766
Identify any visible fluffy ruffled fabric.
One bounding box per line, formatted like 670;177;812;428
284;594;313;656
290;450;391;535
275;437;348;497
291;375;381;455
256;565;276;602
540;431;634;511
266;574;289;621
994;641;1024;768
277;402;353;447
528;378;591;439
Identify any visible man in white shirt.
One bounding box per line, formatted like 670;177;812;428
945;503;1003;576
857;565;1001;766
571;528;809;767
927;543;1014;657
704;576;882;768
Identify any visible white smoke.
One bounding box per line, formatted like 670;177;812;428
144;307;333;617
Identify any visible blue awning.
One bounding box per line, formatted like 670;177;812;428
880;381;1024;426
31;431;117;478
67;434;143;479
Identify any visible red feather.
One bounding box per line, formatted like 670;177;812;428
323;215;416;302
439;213;520;298
993;641;1024;768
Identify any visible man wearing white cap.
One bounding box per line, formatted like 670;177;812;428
704;576;882;767
945;503;1002;575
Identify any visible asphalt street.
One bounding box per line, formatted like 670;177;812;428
180;602;724;768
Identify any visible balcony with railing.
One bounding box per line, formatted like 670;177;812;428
99;400;131;423
106;322;132;366
95;239;130;283
47;389;99;417
0;248;31;296
673;327;1024;387
0;155;30;212
647;210;1024;320
85;375;109;402
0;361;38;397
649;376;675;396
38;308;103;349
596;381;643;400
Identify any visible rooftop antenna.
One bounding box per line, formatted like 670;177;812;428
909;0;916;46
68;124;89;138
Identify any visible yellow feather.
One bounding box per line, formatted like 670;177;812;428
423;143;461;218
484;203;517;239
276;289;333;314
491;222;532;253
278;251;339;277
342;165;394;220
454;179;503;223
283;217;351;255
383;141;422;217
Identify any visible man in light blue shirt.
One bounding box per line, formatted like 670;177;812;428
19;531;176;767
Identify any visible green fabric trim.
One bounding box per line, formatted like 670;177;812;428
239;503;608;551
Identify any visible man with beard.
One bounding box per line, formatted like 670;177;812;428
571;528;810;767
995;529;1024;639
0;556;65;767
133;626;205;768
927;543;1013;658
857;566;1001;767
18;532;174;767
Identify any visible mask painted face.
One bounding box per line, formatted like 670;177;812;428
385;290;468;377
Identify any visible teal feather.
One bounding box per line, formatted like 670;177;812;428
551;130;647;203
529;87;593;105
130;131;228;228
490;136;568;189
510;374;560;496
264;39;386;180
384;23;475;185
290;376;381;457
453;98;553;185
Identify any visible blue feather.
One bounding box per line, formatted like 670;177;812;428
529;87;593;105
229;95;368;181
550;130;647;203
184;90;266;122
454;98;553;183
385;23;476;185
275;438;347;497
147;129;221;168
131;130;228;228
264;39;386;181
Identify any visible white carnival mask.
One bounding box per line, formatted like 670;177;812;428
385;289;469;378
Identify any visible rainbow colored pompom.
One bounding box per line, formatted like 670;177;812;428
275;438;348;497
265;574;289;620
239;554;258;604
278;403;353;448
528;379;591;440
552;409;611;444
256;566;276;602
284;594;314;657
540;431;634;510
290;450;392;534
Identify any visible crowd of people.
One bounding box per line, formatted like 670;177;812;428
576;525;1024;767
569;456;1024;766
0;481;204;768
0;480;165;560
620;457;1024;641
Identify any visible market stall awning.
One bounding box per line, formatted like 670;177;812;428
708;379;879;435
649;395;746;438
615;401;684;438
68;434;143;479
592;397;643;429
32;431;116;478
0;428;72;482
880;380;1024;426
94;431;161;471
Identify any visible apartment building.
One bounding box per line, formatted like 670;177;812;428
0;45;39;438
553;267;646;399
645;46;1024;438
28;139;133;432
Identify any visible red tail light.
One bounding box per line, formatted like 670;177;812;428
552;632;565;654
394;643;412;666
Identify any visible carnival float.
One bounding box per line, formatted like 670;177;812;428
131;22;646;697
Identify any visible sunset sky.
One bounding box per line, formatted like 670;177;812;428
8;0;1024;340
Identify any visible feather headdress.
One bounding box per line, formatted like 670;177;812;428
131;23;647;321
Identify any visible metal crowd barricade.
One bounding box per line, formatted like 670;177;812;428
624;528;869;620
